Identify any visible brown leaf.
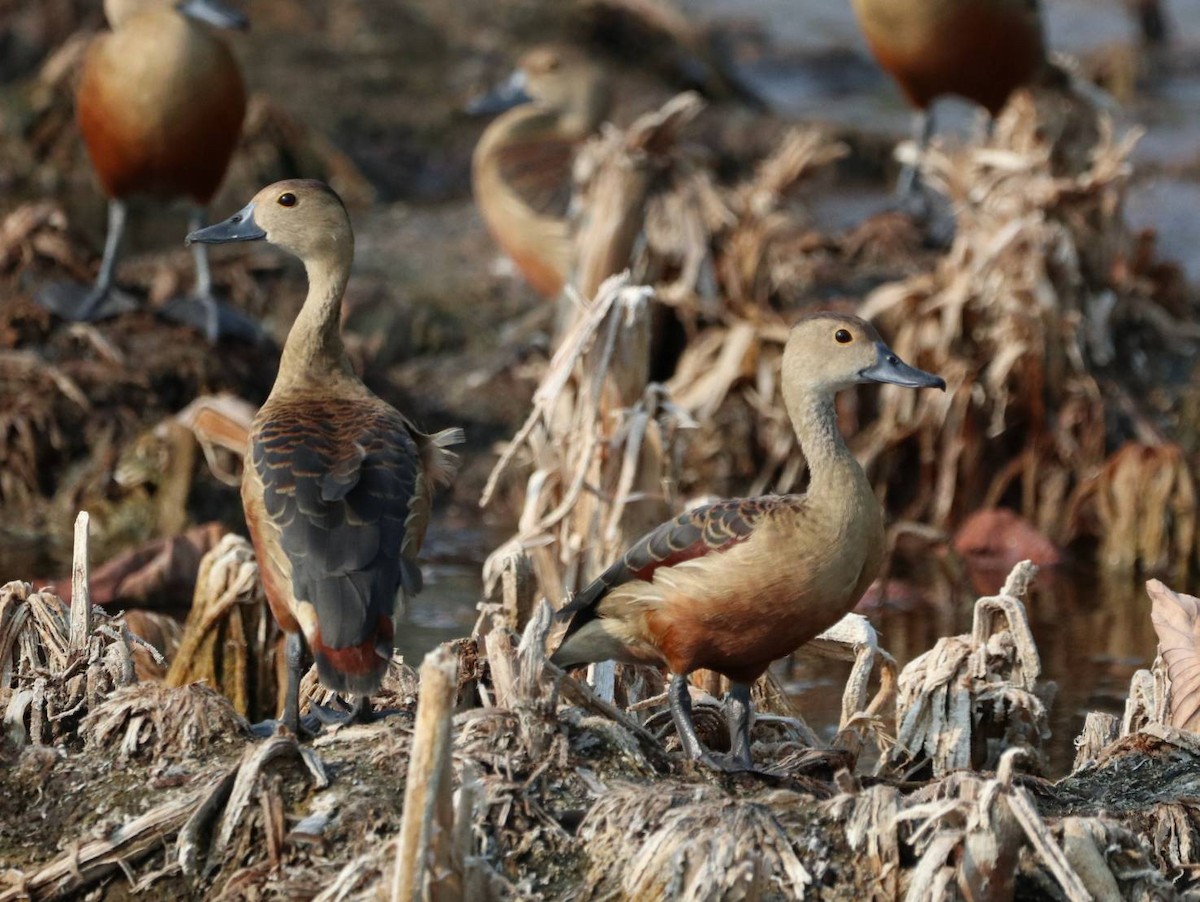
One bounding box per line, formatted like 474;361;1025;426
1147;579;1200;732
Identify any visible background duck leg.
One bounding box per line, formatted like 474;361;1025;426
37;198;137;321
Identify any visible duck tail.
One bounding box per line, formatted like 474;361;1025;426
419;427;465;487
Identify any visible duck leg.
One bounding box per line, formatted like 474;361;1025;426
251;630;310;738
159;208;267;344
37;198;138;322
669;673;749;773
896;110;934;202
725;681;754;771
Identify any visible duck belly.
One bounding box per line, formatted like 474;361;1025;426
78;16;245;204
640;534;874;683
854;0;1043;114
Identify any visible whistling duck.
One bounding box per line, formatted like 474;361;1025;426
38;0;250;342
850;0;1047;194
469;44;612;298
187;180;463;732
552;312;945;771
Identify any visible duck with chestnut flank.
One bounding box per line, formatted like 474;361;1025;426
39;0;253;342
187;180;463;732
849;0;1048;195
552;312;945;771
469;44;612;299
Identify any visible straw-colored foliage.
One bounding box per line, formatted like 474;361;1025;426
482;273;688;604
885;561;1049;778
165;534;281;722
0;579;137;746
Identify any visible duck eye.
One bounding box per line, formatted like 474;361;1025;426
835;329;852;344
278;193;297;208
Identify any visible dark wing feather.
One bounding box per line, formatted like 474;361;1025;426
254;400;421;650
494;136;576;220
559;496;793;639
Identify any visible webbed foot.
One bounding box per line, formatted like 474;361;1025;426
37;281;138;323
249;712;322;739
159;293;267;345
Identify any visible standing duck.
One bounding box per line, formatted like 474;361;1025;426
187;180;463;732
849;0;1047;195
469;44;612;299
39;0;250;342
552;312;945;771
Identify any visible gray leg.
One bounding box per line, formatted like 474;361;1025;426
669;673;712;762
726;681;754;770
188;208;219;343
37;198;136;322
667;673;752;773
190;208;213;299
92;198;128;299
897;110;934;200
158;206;266;344
281;630;304;735
347;694;375;724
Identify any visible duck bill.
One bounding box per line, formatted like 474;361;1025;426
177;0;249;31
859;342;946;390
465;70;532;116
185;202;265;245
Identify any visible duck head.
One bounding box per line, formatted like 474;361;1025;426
186;179;352;264
104;0;248;30
781;312;945;398
467;44;611;136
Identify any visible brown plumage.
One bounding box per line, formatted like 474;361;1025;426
79;0;245;204
850;0;1046;116
188;180;462;731
38;0;250;342
470;45;612;298
552;312;945;771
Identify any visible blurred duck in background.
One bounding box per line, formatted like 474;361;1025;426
469;44;612;299
849;0;1049;196
38;0;252;343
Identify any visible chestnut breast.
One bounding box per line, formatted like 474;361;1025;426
854;0;1044;114
638;498;885;683
77;8;245;203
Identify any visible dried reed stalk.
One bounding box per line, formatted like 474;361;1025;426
482;273;686;607
391;645;459;902
165;534;279;720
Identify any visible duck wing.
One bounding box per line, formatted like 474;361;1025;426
493;135;577;220
252;400;422;656
559;496;798;639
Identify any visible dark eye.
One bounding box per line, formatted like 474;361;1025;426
278;193;297;208
835;329;852;344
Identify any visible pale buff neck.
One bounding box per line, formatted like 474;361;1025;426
272;249;357;394
783;384;872;507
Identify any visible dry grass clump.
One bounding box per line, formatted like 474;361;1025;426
884;561;1049;779
0;576;137;747
578;781;817;898
165;535;281;722
859;93;1195;560
79;682;248;761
